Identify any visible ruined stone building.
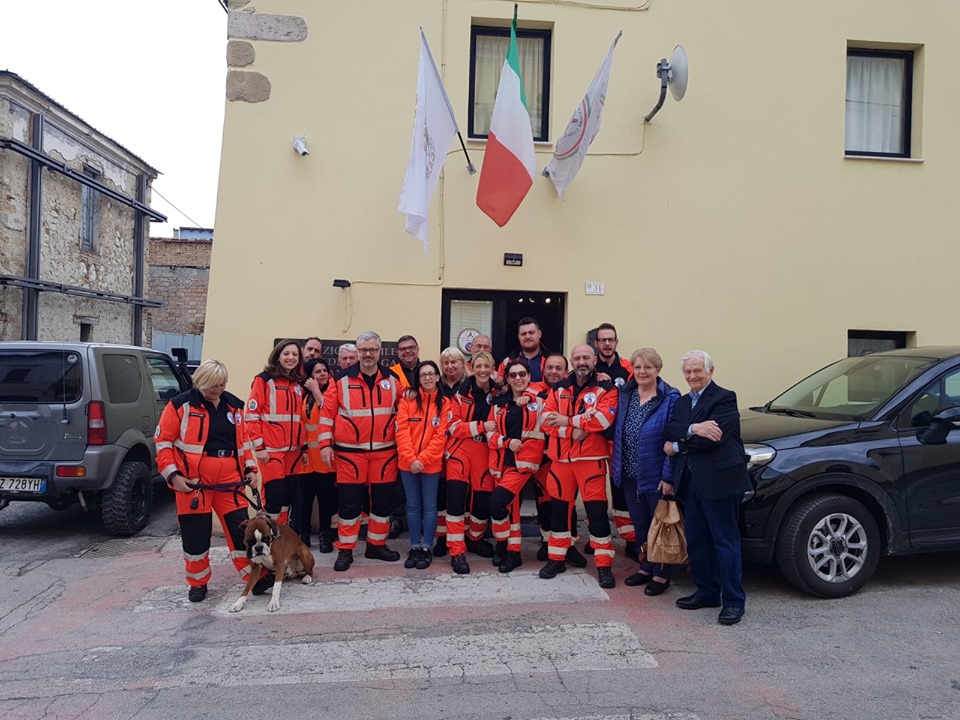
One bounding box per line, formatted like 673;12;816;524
0;71;165;344
145;228;213;362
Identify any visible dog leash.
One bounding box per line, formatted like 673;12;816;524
185;477;264;512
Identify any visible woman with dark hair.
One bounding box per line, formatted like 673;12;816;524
296;357;338;552
395;360;451;569
487;358;545;573
245;339;305;526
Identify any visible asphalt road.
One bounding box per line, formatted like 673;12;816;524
1;487;959;720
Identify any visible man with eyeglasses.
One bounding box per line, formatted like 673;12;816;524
592;322;639;562
389;335;420;389
539;344;619;589
319;331;403;571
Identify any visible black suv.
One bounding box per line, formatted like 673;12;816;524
740;346;960;597
0;342;190;534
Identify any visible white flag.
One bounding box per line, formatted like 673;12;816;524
398;29;460;253
543;31;622;199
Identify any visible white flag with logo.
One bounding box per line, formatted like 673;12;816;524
398;29;460;253
543;31;622;199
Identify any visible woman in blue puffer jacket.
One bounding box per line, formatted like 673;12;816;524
610;347;681;596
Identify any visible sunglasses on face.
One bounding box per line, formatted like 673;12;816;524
507;371;529;379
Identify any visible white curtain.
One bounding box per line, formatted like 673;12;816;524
845;55;906;154
473;34;544;138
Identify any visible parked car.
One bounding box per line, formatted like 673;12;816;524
0;342;191;535
740;346;960;597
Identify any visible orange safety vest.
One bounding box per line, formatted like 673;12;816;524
319;365;400;452
488;393;546;477
301;392;334;474
543;373;618;462
244;373;305;455
155;389;257;482
395;390;451;473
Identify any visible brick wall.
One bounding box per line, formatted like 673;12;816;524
144;237;212;346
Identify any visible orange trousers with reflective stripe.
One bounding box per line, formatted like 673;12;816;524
176;456;251;587
545;460;614;567
334;449;397;550
490;467;531;552
445;439;494;554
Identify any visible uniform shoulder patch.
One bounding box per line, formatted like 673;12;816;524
247;399;258;411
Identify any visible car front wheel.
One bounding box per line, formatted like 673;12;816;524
101;460;153;536
775;492;881;598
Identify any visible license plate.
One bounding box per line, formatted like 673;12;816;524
0;477;45;493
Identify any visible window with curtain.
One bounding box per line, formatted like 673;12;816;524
469;26;551;142
845;49;913;157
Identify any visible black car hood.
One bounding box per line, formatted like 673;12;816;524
740;409;858;449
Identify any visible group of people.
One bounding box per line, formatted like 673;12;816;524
155;318;751;625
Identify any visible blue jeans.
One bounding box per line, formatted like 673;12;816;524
399;471;440;548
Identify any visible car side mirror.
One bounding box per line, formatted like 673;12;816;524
918;404;960;445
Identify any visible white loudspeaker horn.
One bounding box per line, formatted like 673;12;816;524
644;44;689;122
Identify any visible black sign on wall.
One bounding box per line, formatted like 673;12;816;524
274;338;400;371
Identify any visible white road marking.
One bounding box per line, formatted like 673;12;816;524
155;621;656;687
135;570;608;614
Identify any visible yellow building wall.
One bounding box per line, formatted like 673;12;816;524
207;0;960;404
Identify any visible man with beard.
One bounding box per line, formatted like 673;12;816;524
539;344;618;588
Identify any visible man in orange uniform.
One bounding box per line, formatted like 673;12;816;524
593;322;638;561
539;344;619;588
319;331;402;571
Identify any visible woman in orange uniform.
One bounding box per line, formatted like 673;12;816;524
245;339;305;524
296;357;338;552
396;360;450;569
487;358;546;573
156;359;259;602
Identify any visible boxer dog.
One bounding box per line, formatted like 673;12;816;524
229;516;314;613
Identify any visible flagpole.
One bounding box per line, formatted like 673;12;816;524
457;132;477;174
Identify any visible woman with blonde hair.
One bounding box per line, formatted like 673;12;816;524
156;360;262;602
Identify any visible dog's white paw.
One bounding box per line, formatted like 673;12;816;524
302;574;313;585
267;599;281;612
229;598;246;613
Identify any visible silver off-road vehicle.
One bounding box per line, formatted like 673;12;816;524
0;342;190;535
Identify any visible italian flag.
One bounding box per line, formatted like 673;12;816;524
476;6;536;227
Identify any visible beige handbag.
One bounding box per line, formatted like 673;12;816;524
646;498;688;565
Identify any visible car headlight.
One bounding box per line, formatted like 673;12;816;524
744;443;776;469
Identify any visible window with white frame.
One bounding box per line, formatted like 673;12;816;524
845;49;913;158
469;26;551;142
80;166;100;252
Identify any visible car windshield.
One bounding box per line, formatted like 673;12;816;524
767;355;935;420
0;350;83;403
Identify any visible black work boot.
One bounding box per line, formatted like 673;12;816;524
333;549;354;572
252;572;275;595
597;567;616;589
433;535;448;557
365;543;401;562
451;554;470;575
188;585;207;603
499;551;522;573
492;541;508;566
539;560;566;579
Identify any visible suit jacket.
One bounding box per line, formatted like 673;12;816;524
665;381;751;500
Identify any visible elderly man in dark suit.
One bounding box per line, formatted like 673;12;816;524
664;350;751;625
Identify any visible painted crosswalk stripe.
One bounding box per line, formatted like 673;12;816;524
135;571;609;614
156;621;656;687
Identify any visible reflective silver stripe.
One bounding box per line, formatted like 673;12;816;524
369;513;390;524
337;407;394;419
245;412;262;421
240;441;253;452
186;568;212;581
446;532;465;542
160;464;178;480
516;461;540;471
179;405;191;438
335;440;396;451
184;551;208;561
366;529;389;542
265;445;296;454
446;514;465;524
552;531;572;540
174;439;204;454
251;437;264;448
338;531;359;544
318;431;333;441
261;413;295;422
594;413;613;430
521;430;545;440
243;461;257;470
557;426;570;438
230;550;247;560
554;455;609;462
305;423;318;432
268;379;279;422
594;548;615;558
468;421;482;436
589;534;613;544
155;441;174;451
306;440;319;449
319;417;334;427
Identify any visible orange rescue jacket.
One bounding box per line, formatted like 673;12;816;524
487;393;546;477
319;365;400;452
395;390;451;473
155;389;257;483
543;373;618;462
244;373;305;455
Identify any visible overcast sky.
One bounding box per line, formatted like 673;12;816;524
0;0;227;236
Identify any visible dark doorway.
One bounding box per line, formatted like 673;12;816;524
441;289;565;364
